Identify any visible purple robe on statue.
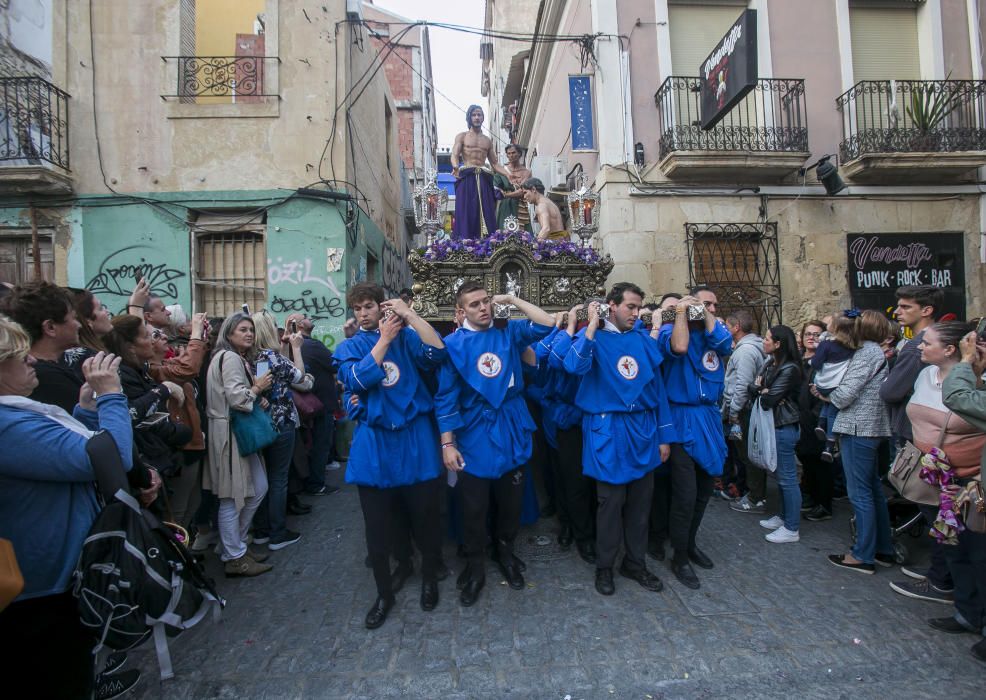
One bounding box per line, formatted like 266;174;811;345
453;166;498;240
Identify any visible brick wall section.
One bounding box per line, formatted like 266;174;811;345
369;32;417;172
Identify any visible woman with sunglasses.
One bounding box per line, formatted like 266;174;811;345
797;321;834;521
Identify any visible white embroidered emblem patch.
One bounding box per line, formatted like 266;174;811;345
616;355;639;380
381;361;400;387
702;351;721;371
477;352;502;378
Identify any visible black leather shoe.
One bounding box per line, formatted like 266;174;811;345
364;596;394;630
497;557;525;590
557;526;574;549
287;500;312;515
436;562;452;582
595;567;615;596
972;637;986;663
576;540;597;565
618;564;664;592
671;560;701;590
456;566;473;591
391;563;413;594
647;540;665;562
460;577;485;607
420;580;439;612
687;547;714;570
928;617;977;635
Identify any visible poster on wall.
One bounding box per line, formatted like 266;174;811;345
846;233;966;320
700;9;758;130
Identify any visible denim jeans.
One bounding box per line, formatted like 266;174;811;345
305;412;336;491
840;434;893;563
774;424;801;531
818;403;839;441
254;425;296;539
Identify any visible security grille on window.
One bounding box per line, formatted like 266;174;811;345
192;212;267;316
686;222;781;334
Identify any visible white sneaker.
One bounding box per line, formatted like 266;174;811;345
765;526;800;543
190;530;218;553
325;460;342;472
759;515;784;530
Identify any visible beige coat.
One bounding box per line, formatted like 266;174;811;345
204;350;262;509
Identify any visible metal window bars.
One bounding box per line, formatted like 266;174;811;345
655;77;808;160
837;79;986;162
161;56;280;99
0;77;70;170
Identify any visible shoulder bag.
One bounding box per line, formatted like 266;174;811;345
958;479;985;534
220;353;278;457
888;414;950;506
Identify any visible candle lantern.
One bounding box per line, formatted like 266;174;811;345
413;169;448;250
566;173;600;247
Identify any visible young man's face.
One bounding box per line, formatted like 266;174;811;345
457;289;492;328
506;147;521;165
522;188;537;204
352;298;383;331
610;291;643;332
894;297;931;330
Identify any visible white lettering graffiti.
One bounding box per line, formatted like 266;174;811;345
267;258;343;297
703;22;743;81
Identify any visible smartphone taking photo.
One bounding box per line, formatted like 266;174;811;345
255;360;270;377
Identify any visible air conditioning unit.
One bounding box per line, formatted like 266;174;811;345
347;0;364;23
530;157;567;190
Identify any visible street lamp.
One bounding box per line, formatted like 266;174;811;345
567;173;600;247
413;169;448;251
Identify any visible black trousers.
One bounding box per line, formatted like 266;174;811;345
458;467;524;576
919;503;955;590
655;444;714;560
596;472;654;571
555;425;596;544
801;452;834;512
943;526;986;632
358;476;443;600
0;591;95;698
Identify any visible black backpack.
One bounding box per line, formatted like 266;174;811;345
73;431;225;680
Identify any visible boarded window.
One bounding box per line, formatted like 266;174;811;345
192;212;266;316
849;5;921;82
0;229;54;284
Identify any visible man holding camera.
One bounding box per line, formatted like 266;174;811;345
436;281;553;606
653;286;732;590
333;282;447;630
562;283;676;596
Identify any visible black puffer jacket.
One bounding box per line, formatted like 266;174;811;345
119;364;192;475
749;357;802;427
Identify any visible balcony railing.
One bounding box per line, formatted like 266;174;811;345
161;56;280;99
655;77;808;160
0;77;70;170
837;79;986;163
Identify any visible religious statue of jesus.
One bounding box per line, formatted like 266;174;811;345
450;105;511;240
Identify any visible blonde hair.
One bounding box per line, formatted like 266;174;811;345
828;313;857;349
251;310;282;352
0;314;31;364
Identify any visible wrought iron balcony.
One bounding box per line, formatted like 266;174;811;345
836;79;986;180
161;56;280;99
654;77;808;179
0;76;70;170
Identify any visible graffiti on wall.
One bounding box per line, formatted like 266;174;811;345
381;242;410;293
267;255;346;349
86;246;186;301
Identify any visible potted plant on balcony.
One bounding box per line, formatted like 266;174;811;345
904;77;963;151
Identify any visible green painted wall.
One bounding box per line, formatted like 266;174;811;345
0;189;409;350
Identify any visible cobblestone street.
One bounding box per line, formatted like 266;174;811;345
131;480;983;700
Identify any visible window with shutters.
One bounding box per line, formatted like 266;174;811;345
668;2;748;78
0;229;54;284
192;212;267;316
849;3;921;83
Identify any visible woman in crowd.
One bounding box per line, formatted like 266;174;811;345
205;312;273;577
797;320;834;521
62;287;112;370
104;315;192;479
752;325;803;543
250;310;307;551
940;330;986;662
0;316;155;698
824;310;895;574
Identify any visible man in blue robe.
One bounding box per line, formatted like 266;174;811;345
436;281;553;606
334;282;447;630
562;283;676;596
450;105;511;240
654;286;732;590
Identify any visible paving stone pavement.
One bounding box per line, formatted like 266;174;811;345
128;482;983;699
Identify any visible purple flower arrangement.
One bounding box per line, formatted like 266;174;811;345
421;229;600;264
